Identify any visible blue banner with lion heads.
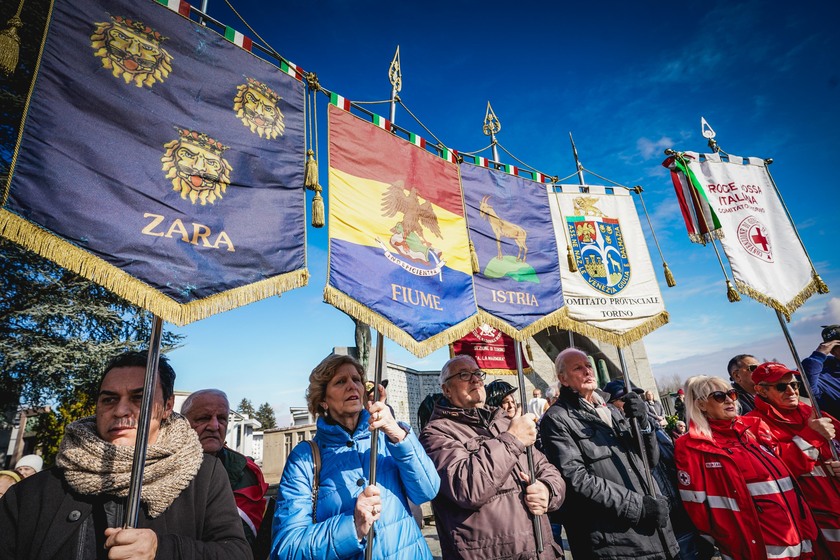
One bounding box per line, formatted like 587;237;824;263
0;0;307;325
461;162;567;338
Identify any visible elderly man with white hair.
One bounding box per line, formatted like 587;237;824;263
182;388;268;546
539;347;680;560
419;354;566;559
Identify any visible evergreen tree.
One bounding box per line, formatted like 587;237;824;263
0;239;184;417
237;398;256;417
255;402;277;430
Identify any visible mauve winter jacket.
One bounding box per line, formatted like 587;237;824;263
420;401;566;559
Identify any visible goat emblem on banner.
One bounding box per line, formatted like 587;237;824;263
567;197;631;295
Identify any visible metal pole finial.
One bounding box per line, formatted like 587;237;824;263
483;101;501;137
389;46;402;93
701;116;719;153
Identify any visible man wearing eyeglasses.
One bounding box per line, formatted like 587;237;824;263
726;354;759;413
419;355;567;559
745;361;840;557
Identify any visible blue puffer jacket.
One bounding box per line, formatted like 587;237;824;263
271;410;440;559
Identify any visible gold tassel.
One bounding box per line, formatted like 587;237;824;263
304;149;318;189
726;280;741;302
469;240;479;274
311;185;324;228
448;344;455;359
566;246;577;272
525;340;533;362
815;274;830;294
0;16;23;76
663;262;676;287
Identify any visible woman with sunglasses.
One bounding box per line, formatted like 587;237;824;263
674;375;818;560
745;362;840;558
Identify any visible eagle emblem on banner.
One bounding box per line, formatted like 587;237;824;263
90;16;173;88
379;181;445;276
567;196;631;295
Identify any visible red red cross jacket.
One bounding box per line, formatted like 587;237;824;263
674;416;818;560
746;398;840;558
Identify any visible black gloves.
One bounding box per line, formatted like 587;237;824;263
640;495;670;528
622;392;650;431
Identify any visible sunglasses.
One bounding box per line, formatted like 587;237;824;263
747;364;758;372
706;389;738;404
445;369;487;383
759;381;800;392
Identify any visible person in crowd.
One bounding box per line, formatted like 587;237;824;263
272;354;439;559
420;355;566;559
674;389;686;423
604;380;715;560
528;388;549;420
540;350;679;560
801;325;840;419
645;390;668;428
727;353;760;413
745;362;840;557
485;379;519;418
0;471;20;500
182;388;269;546
12;455;42;479
670;420;687;440
0;351;250;559
545;384;559;407
674;375;819;560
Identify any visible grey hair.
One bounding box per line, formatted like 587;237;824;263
440;355;478;387
554;347;587;378
545;384;558;400
181;388;229;418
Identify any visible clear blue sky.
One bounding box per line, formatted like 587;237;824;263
164;0;840;423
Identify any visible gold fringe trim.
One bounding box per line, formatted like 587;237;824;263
734;277;821;322
564;312;670;348
0;210;309;326
482;367;534;376
324;285;483;358
477;307;572;341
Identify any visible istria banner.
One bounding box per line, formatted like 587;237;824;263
461;162;567;338
665;152;821;318
452;324;531;375
549;185;668;346
326;104;478;357
1;0;307;325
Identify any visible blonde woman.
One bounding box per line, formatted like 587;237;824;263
674;375;818;560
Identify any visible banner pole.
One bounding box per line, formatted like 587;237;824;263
774;310;837;460
123;315;164;528
515;341;544;553
364;331;386;560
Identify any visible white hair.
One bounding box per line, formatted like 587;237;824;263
440;355;477;386
684;375;740;438
181;388;229;418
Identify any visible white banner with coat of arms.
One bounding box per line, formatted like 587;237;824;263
548;185;668;346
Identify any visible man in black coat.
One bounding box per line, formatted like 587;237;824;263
539;348;679;560
0;351;251;560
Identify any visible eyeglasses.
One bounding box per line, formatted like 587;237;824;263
759;381;800;393
705;389;738;404
445;369;487;382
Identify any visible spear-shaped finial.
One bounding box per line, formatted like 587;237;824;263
389;45;402;93
701;116;719;153
483;101;501;137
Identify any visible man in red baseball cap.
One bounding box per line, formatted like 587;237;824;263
746;361;840;556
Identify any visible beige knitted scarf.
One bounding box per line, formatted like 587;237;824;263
56;412;203;518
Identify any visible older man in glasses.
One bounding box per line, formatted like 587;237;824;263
745;361;840;557
726;354;760;413
419;354;566;559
